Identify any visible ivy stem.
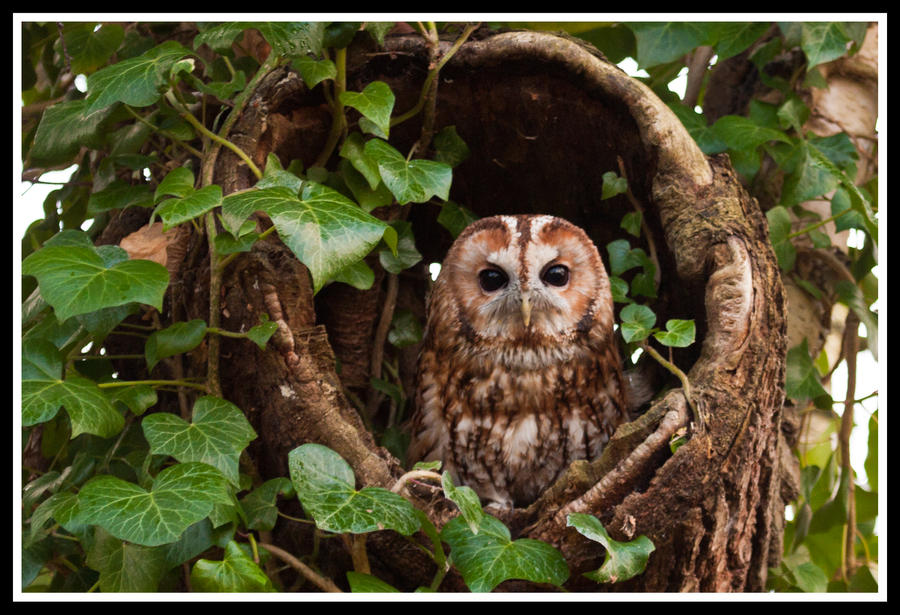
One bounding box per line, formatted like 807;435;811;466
217;225;277;271
617;155;661;289
839;311;859;581
168;92;262;180
205;211;223;398
639;340;705;433
391;22;480;128
122;105;204;159
96;379;209;393
786;207;852;240
257;542;343;593
391;469;443;493
314;47;347;168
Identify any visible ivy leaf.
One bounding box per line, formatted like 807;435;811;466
601;171;628;200
239;478;293;532
221;185;396;293
433;126;471;168
437;201;479;238
154;185;222;230
56;23;125;74
339;132;382;190
142;396;257;487
22;339;123;438
713;22;772;61
195;22;324;58
387;309;423;348
834;280;878;360
287;443;420;535
292;55;336;89
785;339;830;402
22;230;169;322
85;40;194;112
794;22;853;69
653;319;696;348
608;276;630;303
620;211;642;237
668;103;727;155
77;462;231;547
627;22;711;68
340;81;395;139
145;319;208;371
379;220;422;274
191;541;275;592
441;515;569;592
619;303;656;343
712;115;791;152
87;179;155;215
31;99;118;165
108;384;158;417
781;141;841;207
85;527;169;592
246;315;279;350
154;166;196;201
330;259;376;290
567;513;655;584
766;205;797;271
364;139;452;205
346;571;400;592
441;472;483;534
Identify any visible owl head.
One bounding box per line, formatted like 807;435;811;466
430;214;615;358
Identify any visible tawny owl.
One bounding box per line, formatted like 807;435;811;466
407;214;628;508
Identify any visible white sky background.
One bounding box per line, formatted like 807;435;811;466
15;17;883;522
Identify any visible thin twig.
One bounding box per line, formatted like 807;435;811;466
257;542;343;593
391;469;443;493
839;311;859;581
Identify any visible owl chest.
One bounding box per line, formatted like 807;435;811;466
439;359;615;507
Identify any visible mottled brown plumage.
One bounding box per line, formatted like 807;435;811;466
408;214;628;508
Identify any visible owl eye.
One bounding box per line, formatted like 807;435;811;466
542;264;569;287
478;268;509;292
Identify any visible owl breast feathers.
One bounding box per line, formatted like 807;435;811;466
407;214;628;508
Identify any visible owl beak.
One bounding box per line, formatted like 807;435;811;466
521;294;533;328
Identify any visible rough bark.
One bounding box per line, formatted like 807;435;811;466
191;29;793;592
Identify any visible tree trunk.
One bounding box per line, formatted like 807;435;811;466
183;30;794;591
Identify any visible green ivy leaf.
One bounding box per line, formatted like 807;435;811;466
765;205;797;271
608;276;630;303
620;211;642;238
346;571;401;593
433;126;471;168
794;22;854;69
785;339;830;402
331;259;376;290
85;40;195;112
154;167;196;202
191;541;275;592
777;95;811;134
437;201;479;238
340;81;395;139
142;396;257;487
287;443;420;535
712;22;772;61
22;339;123;438
221;184;396;293
364;139;452;205
77;462;231;547
108;384;158;417
653;319;696;348
440;515;569;592
627;22;711;68
245;315;279;350
834;280;878;360
379;220;422;274
154;185;222;230
239;478;293;532
23;231;169;322
30;99;118;165
441;472;483;534
87;179;154;215
781;142;841;207
668;103;727;155
85;527;169;592
567;513;655;583
57;23;125;74
388;309;423;349
601;171;628;200
195;22;324;58
145;319;208;371
619;303;656;343
292;55;336;89
606;239;641;276
339;133;382;190
712;115;791;152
